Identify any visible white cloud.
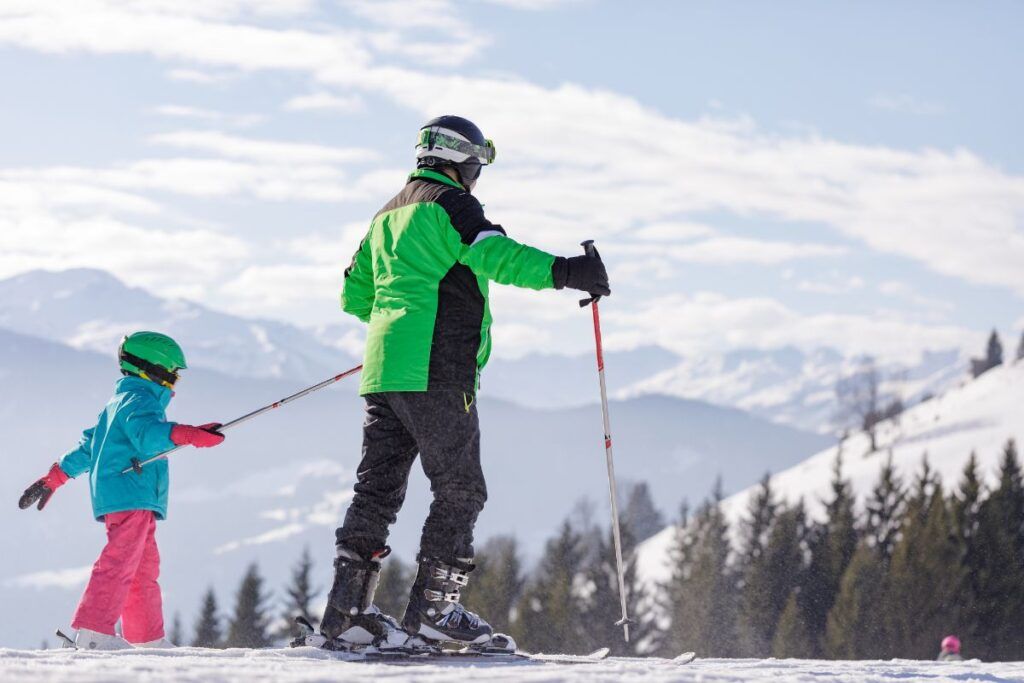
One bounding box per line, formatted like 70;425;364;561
869;92;945;116
0;0;1020;359
796;275;865;295
3;3;1019;303
166;67;236;84
603;291;979;364
149;130;377;164
0;193;251;294
480;0;584;9
666;237;846;265
338;0;488;66
284;91;364;113
633;222;715;242
2;566;92;590
153;104;264;127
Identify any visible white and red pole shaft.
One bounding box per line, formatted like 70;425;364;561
580;240;633;643
123;364;363;474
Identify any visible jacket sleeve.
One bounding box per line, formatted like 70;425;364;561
122;396;175;457
440;190;556;290
59;427;96;478
340;234;375;323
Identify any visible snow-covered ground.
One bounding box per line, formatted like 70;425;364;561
638;357;1024;587
1;648;1021;683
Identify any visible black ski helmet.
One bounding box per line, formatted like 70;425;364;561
416;115;495;189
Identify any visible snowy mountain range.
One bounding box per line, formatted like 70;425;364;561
0;269;970;433
636;356;1024;589
0;324;826;649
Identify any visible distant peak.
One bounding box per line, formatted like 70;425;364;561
5;267;128;289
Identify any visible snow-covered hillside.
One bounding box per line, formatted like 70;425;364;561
0;648;1016;682
637;358;1024;587
624;346;968;434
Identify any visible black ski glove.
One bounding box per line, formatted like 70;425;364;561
552;250;610;297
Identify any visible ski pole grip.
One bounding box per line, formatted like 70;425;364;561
579;240;600;308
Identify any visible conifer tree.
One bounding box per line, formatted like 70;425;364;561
581;526;649;655
375;556;414;620
885;457;962;659
460;535;524;634
825;542;888;659
226;563;273;649
864;452;905;562
800;454;858;656
624;482;665;542
971;440;1024;660
736;474;780;656
169;612;183;646
661;481;738;657
192;587;223;648
280;546;320;639
772;592;816;659
950;453;983;645
971;329;1004;377
514;519;589;654
657;500;693;655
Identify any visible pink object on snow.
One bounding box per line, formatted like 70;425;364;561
72;510;164;643
942;635;961;654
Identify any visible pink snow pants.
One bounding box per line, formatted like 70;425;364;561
72;510;164;643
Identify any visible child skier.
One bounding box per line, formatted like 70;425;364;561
18;332;226;650
938;635;964;661
319;115;610;651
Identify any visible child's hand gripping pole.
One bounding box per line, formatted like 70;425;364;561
579;240;633;642
124;364;363;474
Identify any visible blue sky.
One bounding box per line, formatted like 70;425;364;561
0;0;1021;363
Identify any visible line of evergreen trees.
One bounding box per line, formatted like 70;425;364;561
659;440;1024;662
181;444;1023;661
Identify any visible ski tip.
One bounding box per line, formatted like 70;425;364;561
588;647;611;660
55;629;76;650
674;651;697;664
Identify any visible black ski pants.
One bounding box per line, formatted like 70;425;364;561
336;391;487;562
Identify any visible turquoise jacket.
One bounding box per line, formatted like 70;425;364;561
59;376;175;521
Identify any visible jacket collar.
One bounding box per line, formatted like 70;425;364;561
115;375;173;408
409;168;464;190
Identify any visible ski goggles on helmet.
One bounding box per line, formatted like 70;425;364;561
417;128;496;165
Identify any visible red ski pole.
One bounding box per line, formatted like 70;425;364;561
579;240;633;643
122;364;363;474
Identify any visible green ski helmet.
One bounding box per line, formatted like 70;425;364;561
118;331;187;388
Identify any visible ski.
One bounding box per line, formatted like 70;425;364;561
288;616;609;665
55;629;76;650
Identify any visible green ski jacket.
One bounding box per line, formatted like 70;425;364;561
342;169;557;395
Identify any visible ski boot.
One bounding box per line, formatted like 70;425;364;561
402;555;511;652
317;544;408;652
75;628;133;651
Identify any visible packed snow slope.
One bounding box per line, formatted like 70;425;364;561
638;357;1024;587
0;327;827;649
1;648;1021;683
0;268;967;433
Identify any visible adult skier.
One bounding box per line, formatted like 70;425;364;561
937;635;963;661
18;332;226;650
319;115;610;650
